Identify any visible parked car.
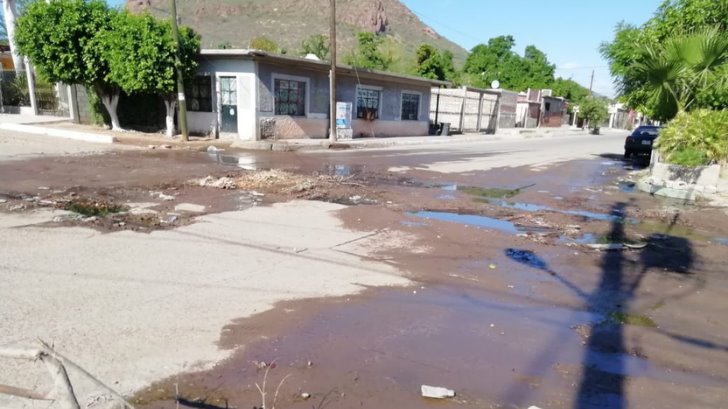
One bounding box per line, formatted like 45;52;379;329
624;125;661;158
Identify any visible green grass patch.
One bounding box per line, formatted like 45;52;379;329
608;311;657;328
65;199;125;217
460;184;534;199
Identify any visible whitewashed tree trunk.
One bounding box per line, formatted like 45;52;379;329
3;0;23;72
98;88;122;131
163;97;177;137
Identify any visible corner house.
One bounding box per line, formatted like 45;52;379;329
187;49;448;140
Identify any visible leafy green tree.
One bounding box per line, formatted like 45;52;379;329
101;12;200;137
602;0;728;118
344;32;391;71
646;0;728;40
463;35;555;91
521;45;555;90
414;44;454;81
249;36;280;53
579;96;609;132
300;34;329;60
550;77;589;106
15;0;124;129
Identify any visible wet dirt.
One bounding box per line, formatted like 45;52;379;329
4;147;728;408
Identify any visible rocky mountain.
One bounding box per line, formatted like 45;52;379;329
126;0;468;65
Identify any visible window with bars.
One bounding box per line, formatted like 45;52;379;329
356;87;380;119
186;75;212;112
274;79;306;116
401;92;420;120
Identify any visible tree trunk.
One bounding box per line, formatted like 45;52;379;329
3;0;24;73
163;96;177;138
96;85;122;131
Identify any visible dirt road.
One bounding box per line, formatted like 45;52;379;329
1;130;727;409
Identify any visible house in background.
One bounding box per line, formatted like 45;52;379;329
540;92;567;127
187;49;448;140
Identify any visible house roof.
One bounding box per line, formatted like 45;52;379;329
199;49;450;87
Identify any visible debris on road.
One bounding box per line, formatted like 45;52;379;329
300;392;311;400
421;385;455;399
174;203;206;213
207;146;225;153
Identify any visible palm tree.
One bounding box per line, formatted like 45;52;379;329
633;28;728;120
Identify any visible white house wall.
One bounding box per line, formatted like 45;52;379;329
189;59;257;140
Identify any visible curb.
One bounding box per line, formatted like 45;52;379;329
0;123;115;144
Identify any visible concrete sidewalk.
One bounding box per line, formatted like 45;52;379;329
232;127;625;152
1;113;627;152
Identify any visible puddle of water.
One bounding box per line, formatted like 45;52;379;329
493;200;550;212
322;164;365;177
712;237;728;246
411;211;521;234
559;232;599;245
215;154;258;170
436;194;456;200
617;180;636;193
491;200;627;223
184;283;723;409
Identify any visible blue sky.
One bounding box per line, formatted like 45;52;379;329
107;0;661;97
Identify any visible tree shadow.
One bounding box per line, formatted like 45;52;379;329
575;202;695;408
500;201;698;408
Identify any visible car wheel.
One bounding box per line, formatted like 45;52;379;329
624;150;632;159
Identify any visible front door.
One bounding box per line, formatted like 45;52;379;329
220;76;238;133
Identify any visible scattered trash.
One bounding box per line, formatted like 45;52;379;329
150;191;175;201
528;405;544;409
38;186;50;190
0;199;7;204
194;176;237;189
505;248;550;272
301;393;311;400
421;385;455;399
206;146;225;153
148;144;172;150
489;263;497;270
250;191;265;197
174;203;206;213
307;361;313;367
587;243;625;251
162;215;178;224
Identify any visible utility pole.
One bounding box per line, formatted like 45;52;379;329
328;0;337;142
589;69;595;95
170;0;189;141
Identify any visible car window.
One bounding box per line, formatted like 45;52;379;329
635;127;659;136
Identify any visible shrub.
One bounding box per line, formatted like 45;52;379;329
579;96;609;131
657;109;728;166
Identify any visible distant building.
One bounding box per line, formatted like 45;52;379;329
540;95;567;127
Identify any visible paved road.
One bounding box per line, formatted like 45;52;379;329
309;131;629;173
0;128;117;162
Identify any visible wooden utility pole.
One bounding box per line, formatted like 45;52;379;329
170;0;189;141
329;0;337;142
589;69;595;95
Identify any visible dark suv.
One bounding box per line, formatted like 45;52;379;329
624;125;660;158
